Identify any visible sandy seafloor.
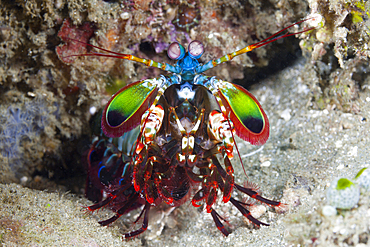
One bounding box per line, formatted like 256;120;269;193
1;57;370;246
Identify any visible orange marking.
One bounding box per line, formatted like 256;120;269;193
192;200;202;207
211;11;217;18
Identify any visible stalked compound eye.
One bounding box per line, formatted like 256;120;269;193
167;42;185;60
188;40;204;59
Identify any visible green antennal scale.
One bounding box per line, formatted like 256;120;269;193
102;78;164;137
215;80;269;145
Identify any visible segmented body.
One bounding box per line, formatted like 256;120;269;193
86;74;277;238
71;19;315;238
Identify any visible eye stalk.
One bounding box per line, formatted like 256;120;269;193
188;40;204;59
168;42;185;60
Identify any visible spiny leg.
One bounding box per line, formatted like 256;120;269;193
234;183;282;207
124;202;151;239
229;197;269;227
211;156;282;208
87;183;133;212
210;208;230;237
99;193;140;226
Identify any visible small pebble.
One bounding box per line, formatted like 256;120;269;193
250;205;267;219
260;161;271;167
20;176;28;185
120;12;130;20
335;140;343;148
322;205;337;217
280;109;291;121
348;146;358;157
89;106;97;115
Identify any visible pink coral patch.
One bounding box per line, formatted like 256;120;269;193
56;19;95;64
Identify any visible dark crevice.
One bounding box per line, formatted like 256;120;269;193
234;36;303;89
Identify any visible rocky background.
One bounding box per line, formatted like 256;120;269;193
0;0;369;246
